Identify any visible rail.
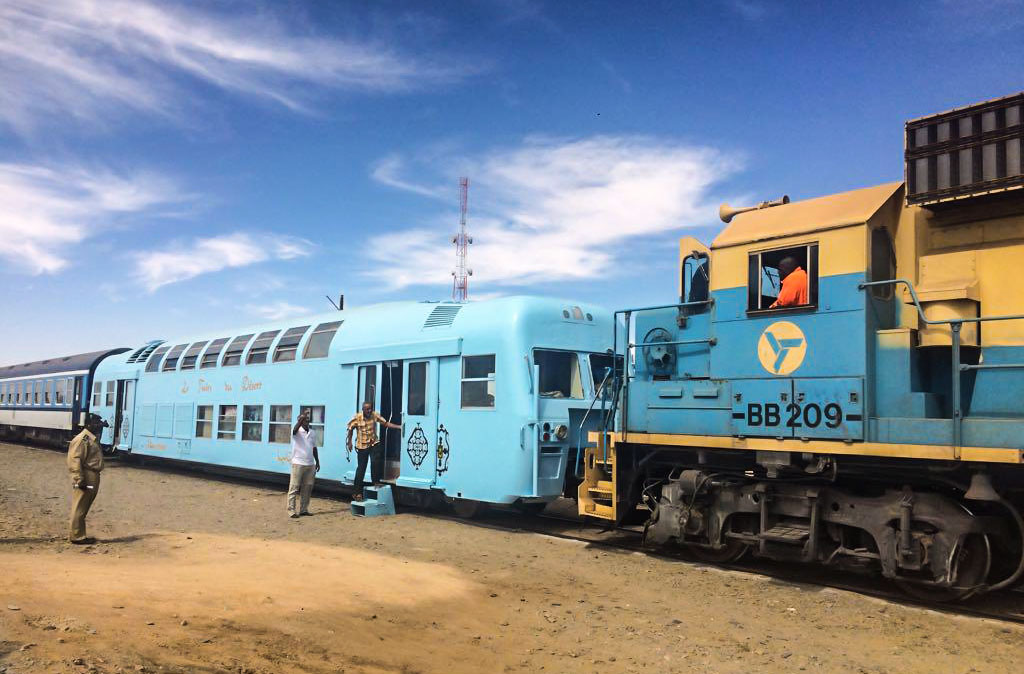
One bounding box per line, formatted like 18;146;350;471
859;278;1024;456
604;299;715;463
575;365;613;478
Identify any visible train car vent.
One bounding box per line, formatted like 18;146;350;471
127;342;162;364
422;305;462;329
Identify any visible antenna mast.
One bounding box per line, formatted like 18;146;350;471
452;177;472;302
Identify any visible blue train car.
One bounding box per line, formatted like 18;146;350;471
0;349;128;447
90;297;613;511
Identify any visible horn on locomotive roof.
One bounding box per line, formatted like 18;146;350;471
718;194;790;223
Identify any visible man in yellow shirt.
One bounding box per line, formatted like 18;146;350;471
67;413;108;544
346;402;400;501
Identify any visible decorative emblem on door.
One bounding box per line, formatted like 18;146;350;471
407;423;429;469
436;425;450;475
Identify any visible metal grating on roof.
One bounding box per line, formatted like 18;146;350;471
126;341;164;364
422;304;462;329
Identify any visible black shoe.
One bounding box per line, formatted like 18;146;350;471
299;512;312;517
70;537;96;545
289;513;300;519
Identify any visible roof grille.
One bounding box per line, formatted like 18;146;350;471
127;341;163;364
422;305;462;329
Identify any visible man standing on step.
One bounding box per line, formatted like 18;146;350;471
346;402;400;502
67;413;108;544
287;412;320;518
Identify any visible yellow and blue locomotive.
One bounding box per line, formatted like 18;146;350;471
581;92;1024;600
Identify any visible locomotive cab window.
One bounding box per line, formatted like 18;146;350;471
747;243;818;312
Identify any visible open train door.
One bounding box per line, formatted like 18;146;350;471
396;358;439;489
113;379;136;450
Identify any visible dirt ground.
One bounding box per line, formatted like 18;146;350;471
1;443;1022;674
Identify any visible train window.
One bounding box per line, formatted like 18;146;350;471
747;244;818;312
221;334;254;367
534;350;583;399
195;405;213;438
358;365;377;407
105;381;115;407
589;353;623;390
15;382;22;405
90;381;100;407
407;363;427;416
180;341;209;371
303;321;342;359
242;405;263;442
55;379;66;405
274;326;310;363
299;405;326;446
269;405;292;443
461;355;496;409
0;383;6;404
144;345;171;373
44;380;52;405
217;404;237;440
162;344;188;371
31;381;39;405
682;254;710;309
200;338;229;369
246;330;281;365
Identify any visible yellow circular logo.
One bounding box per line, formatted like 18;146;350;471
757;321;807;375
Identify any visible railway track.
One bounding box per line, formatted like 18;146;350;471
465;504;1024;627
5;440;1024;626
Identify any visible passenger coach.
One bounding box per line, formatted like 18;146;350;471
90;297;613;512
0;349;128;446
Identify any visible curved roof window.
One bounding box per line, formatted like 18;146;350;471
246;330;281;365
273;326;310;363
201;338;229;369
180;341;209;371
303;321;342;359
162;344;189;371
221;335;254;367
144;345;171;373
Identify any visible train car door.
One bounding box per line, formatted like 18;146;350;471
114;380;136;450
397;358;439;488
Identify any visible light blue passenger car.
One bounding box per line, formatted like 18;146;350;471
90;297;613;509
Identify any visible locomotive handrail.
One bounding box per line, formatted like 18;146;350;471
858;278;1024;325
629;337;717;348
860;277;1024;455
608;299;715;461
576;365;614;478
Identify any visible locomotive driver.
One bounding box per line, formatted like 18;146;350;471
769;256;809;308
346;402;400;502
67;413;108;544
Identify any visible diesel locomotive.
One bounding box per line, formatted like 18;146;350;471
580;91;1024;600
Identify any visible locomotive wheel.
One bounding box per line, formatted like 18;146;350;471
685;538;748;564
451;498;482;519
896;533;991;603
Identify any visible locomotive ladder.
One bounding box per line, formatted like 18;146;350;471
578;435;617;521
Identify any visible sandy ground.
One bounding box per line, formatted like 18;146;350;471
1;443;1022;674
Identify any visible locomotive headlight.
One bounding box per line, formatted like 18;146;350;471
555;424;568;440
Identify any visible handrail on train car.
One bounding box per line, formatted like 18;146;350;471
860;278;1024;455
604;299;715;463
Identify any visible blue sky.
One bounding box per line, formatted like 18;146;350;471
1;0;1022;365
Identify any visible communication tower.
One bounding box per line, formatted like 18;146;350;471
452;177;473;301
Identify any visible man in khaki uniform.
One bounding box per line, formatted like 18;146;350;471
67;413;108;544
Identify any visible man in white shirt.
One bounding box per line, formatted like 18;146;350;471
287;412;320;518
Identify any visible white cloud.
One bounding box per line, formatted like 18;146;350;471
246;300;312;322
0;0;472;132
367;135;739;289
0;162;185;274
133;232;312;292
